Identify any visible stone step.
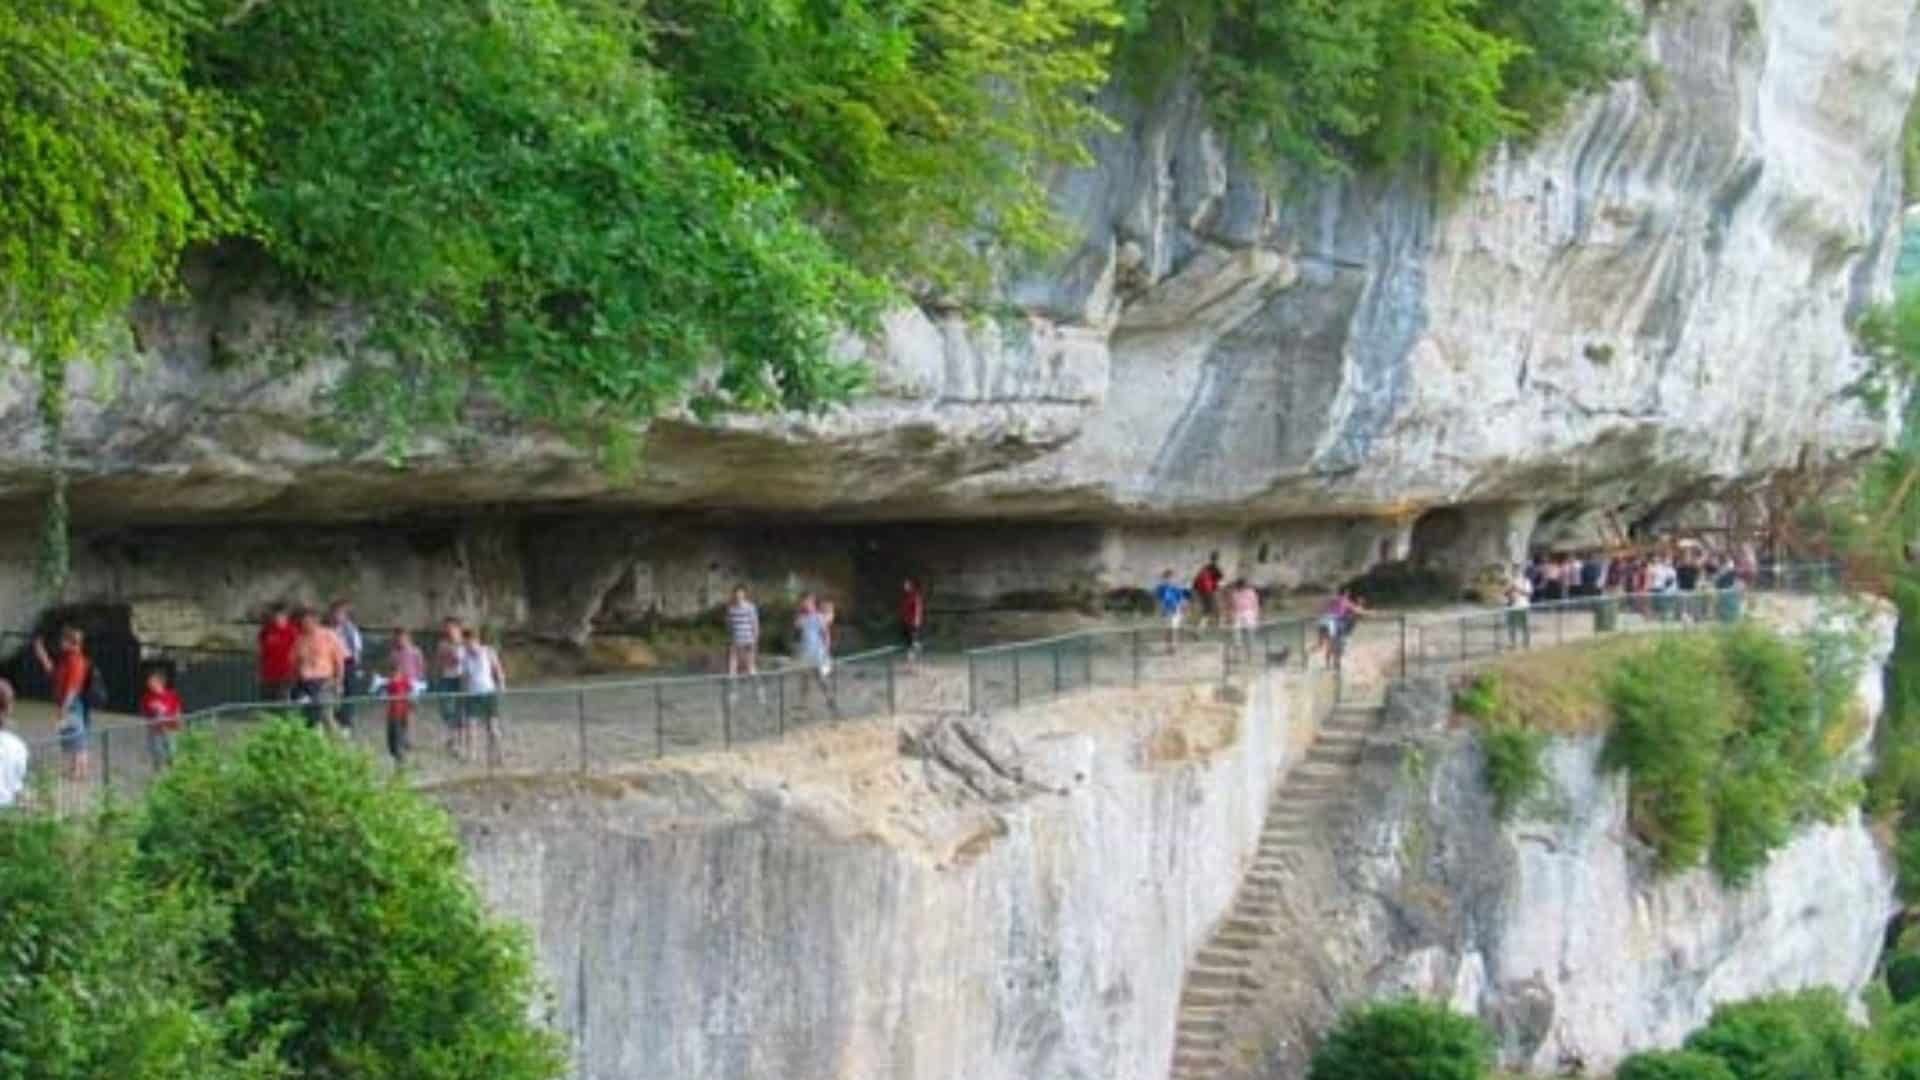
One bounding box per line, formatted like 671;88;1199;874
1234;904;1282;922
1173;1052;1227;1072
1186;967;1260;990
1220;917;1271;937
1304;745;1363;764
1196;948;1253;968
1178;986;1249;1008
1213;932;1263;951
1177;1017;1228;1039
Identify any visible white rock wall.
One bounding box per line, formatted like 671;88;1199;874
450;672;1318;1080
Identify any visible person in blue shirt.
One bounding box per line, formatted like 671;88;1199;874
1153;569;1190;652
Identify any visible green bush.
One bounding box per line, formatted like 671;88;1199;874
1121;0;1638;183
1683;991;1876;1080
1481;724;1549;821
1602;625;1859;882
1455;673;1502;721
1614;1049;1739;1080
136;723;565;1079
1890;952;1920;1005
1306;999;1492;1080
0;814;280;1079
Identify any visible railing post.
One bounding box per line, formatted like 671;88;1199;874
1555;602;1565;646
576;690;588;774
1013;651;1023;709
776;673;787;734
1052;642;1062;698
1459;617;1467;663
1131;628;1143;686
100;727;111;802
720;678;733;749
654;683;666;758
1399;615;1408;679
1084;636;1095;689
886;653;897;717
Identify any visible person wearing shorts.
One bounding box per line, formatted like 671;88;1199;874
460;626;506;767
1153;570;1189;653
292;609;348;733
433;619;467;753
726;586;760;676
34;628;90;781
793;594;838;714
1229;578;1260;658
140;669;184;771
1192;554;1224;629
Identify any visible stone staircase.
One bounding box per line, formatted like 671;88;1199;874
1166;702;1385;1080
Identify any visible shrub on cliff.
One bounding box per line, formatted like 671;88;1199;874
1614;1050;1739;1080
136;722;565;1079
1602;623;1860;884
1682;991;1876;1080
0;814;282;1080
1307;999;1492;1080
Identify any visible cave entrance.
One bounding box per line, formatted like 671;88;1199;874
1408;508;1469;568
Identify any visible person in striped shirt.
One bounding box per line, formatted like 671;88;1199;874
725;585;760;677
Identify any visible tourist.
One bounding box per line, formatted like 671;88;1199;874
33;628;91;782
1505;565;1533;650
1229;578;1260;659
377;653;418;768
433;618;468;754
1714;561;1743;623
1315;590;1368;669
0;680;24;809
1192;553;1225;630
726;585;761;678
327;600;364;731
1578;551;1605;599
819;599;837;655
461;626;506;767
140;669;183;772
900;577;927;668
257;603;299;700
793;594;838;714
292;608;348;733
389;627;426;687
1153;570;1189;653
1538;555;1565;603
1649;555;1679;622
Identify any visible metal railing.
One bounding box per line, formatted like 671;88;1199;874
964;618;1312;715
14;647;905;811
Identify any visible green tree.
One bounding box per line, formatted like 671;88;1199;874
1306;999;1493;1080
1362;0;1523;183
644;0;1122;291
1471;0;1638;134
136;724;565;1079
1683;991;1877;1080
192;0;888;455
0;0;249;589
0;814;281;1080
1615;1050;1740;1080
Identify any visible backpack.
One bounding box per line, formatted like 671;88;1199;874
85;662;108;709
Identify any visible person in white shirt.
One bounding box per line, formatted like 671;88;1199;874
1504;568;1533;650
0;679;27;809
459;626;507;767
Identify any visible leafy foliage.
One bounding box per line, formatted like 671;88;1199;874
1682;991;1877;1080
645;0;1121;292
1480;722;1549;822
1121;0;1638;183
0;0;248;365
1614;1050;1740;1080
1306;998;1493;1080
1601;624;1861;884
136;723;565;1079
193;0;889;455
0;814;281;1080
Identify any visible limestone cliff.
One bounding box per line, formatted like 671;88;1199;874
5;0;1914;535
446;628;1894;1080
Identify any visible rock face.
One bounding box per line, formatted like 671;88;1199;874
1;0;1914;638
7;0;1915;532
448;674;1323;1080
448;620;1894;1080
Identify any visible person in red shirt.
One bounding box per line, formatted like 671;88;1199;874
899;577;927;669
257;603;300;700
1192;552;1225;630
33;627;91;781
141;669;184;771
379;658;417;769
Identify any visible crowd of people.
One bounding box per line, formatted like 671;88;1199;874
1500;545;1752;647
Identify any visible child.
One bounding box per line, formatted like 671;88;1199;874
376;658;417;768
1153;570;1189;653
140;669;183;772
1229;578;1260;659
